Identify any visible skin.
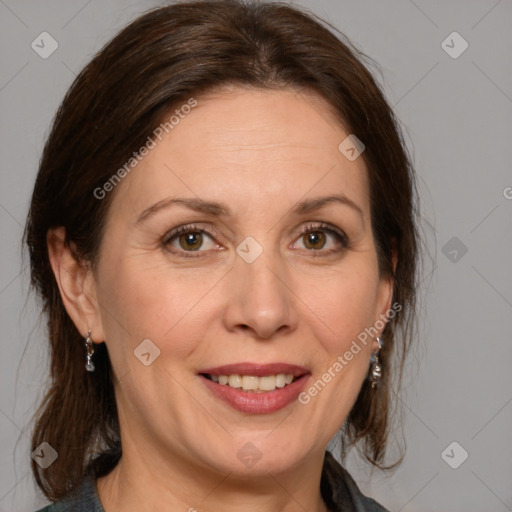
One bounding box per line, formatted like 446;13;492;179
48;86;396;512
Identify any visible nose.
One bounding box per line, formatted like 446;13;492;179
223;246;298;340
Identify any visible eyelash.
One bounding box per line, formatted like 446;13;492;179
162;222;350;258
298;222;351;255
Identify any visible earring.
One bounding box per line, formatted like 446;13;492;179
84;330;95;372
368;337;383;388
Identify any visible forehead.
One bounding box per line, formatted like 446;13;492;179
111;87;370;222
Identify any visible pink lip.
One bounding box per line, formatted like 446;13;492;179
199;374;310;414
198;362;311;415
198;362;309;377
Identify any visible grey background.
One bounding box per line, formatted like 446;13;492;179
1;0;511;511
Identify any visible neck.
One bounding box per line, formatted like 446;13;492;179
96;444;331;512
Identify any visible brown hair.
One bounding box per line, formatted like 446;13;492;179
25;0;420;501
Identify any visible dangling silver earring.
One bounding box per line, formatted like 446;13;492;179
368;337;383;388
84;330;95;372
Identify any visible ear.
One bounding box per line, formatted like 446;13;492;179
47;226;105;342
373;238;398;349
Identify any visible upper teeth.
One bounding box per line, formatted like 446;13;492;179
210;374;294;391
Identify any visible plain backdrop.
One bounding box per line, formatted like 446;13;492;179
1;1;511;511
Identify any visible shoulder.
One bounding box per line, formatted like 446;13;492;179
33;504;70;512
341;468;390;512
32;475;104;512
34;501;72;512
322;450;390;512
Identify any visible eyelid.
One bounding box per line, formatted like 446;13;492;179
162;223;224;259
163;223;222;245
297;221;347;240
294;222;350;251
162;221;350;256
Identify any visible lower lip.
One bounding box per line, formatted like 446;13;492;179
199;375;310;414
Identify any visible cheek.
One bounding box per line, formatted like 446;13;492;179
95;254;207;360
305;267;380;353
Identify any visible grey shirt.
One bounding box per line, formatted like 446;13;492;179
34;450;389;512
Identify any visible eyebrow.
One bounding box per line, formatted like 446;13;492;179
136;197;228;224
136;194;364;226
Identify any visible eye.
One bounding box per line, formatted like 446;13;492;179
292;223;350;254
163;222;350;258
163;224;221;256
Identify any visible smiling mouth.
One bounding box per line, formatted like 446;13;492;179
201;373;301;392
198;363;311;414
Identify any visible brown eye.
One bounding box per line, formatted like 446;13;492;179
302;231;326;250
178;231;203;251
164;224;219;256
293;223;350;254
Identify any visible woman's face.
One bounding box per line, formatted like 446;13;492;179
87;87;394;477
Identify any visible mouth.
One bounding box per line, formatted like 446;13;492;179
197;362;311;414
200;372;301;392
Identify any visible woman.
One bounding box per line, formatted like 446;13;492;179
26;1;419;510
